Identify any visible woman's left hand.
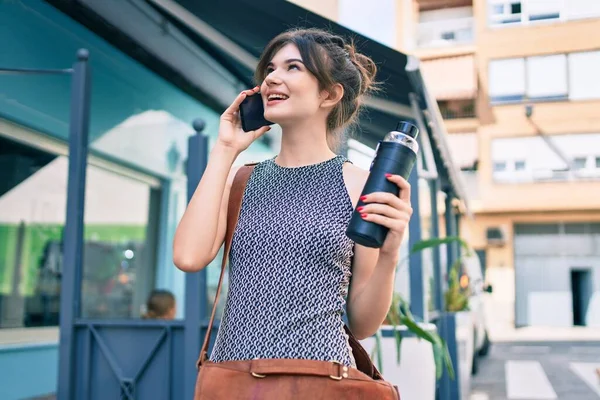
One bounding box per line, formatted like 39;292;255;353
357;173;413;259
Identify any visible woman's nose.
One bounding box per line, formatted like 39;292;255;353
264;70;282;86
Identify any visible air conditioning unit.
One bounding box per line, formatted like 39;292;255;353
486;226;506;246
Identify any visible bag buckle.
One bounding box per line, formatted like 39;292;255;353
329;360;348;381
251;358;266;379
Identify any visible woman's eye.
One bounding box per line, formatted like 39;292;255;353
266;67;274;74
288;64;300;70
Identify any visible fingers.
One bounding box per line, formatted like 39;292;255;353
251;125;272;140
357;202;411;219
386;174;411;202
359;212;408;232
360;191;409;213
222;86;260;119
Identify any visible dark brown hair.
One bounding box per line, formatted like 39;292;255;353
255;28;379;148
142;289;175;319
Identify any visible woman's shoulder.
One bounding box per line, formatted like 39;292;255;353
342;161;369;206
342;160;369;183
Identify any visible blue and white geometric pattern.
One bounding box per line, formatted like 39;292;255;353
210;155;357;367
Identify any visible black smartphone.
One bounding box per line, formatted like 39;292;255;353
239;93;274;132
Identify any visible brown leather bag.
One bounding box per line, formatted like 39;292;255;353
193;164;400;399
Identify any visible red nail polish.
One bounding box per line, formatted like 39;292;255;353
357;206;364;212
360;196;367;201
361;213;368;218
385;173;392;178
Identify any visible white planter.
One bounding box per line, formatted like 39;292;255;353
454;311;474;400
359;324;437;400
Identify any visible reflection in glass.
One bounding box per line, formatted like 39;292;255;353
0;137;64;328
80;165;160;319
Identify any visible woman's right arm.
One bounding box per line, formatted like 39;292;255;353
173;87;270;272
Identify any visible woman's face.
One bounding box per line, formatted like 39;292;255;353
260;43;324;126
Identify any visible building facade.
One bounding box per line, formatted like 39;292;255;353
290;0;600;329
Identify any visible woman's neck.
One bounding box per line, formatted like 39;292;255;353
276;120;336;168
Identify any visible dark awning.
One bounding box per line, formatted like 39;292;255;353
56;0;470;209
147;0;416;147
147;0;470;210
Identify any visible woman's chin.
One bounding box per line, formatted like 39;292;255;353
264;110;290;125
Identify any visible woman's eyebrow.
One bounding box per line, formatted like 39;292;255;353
267;58;305;67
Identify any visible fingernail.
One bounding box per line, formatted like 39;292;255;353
385;173;392;178
357;206;364;212
360;196;367;201
361;213;368;218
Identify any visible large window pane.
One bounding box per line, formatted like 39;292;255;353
489;58;525;102
80;166;161;319
569;51;600;101
0;137;64;328
526;54;567;99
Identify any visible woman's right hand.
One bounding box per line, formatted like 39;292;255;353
217;86;272;153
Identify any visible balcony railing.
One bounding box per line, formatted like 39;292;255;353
417;17;474;48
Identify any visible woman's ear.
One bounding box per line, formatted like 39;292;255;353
320;83;344;109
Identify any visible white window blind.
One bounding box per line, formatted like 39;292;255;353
489;58;525;100
569;51;600;100
526;54;567;99
566;0;600;20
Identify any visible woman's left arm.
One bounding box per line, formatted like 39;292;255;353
346;173;412;340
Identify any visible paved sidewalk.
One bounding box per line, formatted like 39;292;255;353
470;341;600;400
490;326;600;343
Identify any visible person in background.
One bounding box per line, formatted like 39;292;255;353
142;289;176;320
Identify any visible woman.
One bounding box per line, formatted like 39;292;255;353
174;28;412;370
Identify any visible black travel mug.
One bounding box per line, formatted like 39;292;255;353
346;121;420;248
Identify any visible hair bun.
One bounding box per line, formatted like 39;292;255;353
345;43;378;96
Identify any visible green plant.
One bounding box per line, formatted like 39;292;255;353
370;236;472;380
445;259;470;312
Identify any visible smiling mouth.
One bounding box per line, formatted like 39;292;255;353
267;94;289;101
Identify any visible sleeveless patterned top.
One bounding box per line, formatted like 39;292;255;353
209;155;357;367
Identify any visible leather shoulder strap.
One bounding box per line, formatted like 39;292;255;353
198;163;257;366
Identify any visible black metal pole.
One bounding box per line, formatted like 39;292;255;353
445;193;457;270
436;313;461;400
430;179;444;312
57;49;91;400
408;166;425;320
183;118;209;400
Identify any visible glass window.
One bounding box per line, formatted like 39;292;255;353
493;161;507;172
596;156;600;169
526;0;561;21
0;137;63;329
526;54;568;100
515;160;526;171
572;157;587;170
489;1;523;25
489;58;526;102
569;51;600;101
80;166;161;319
